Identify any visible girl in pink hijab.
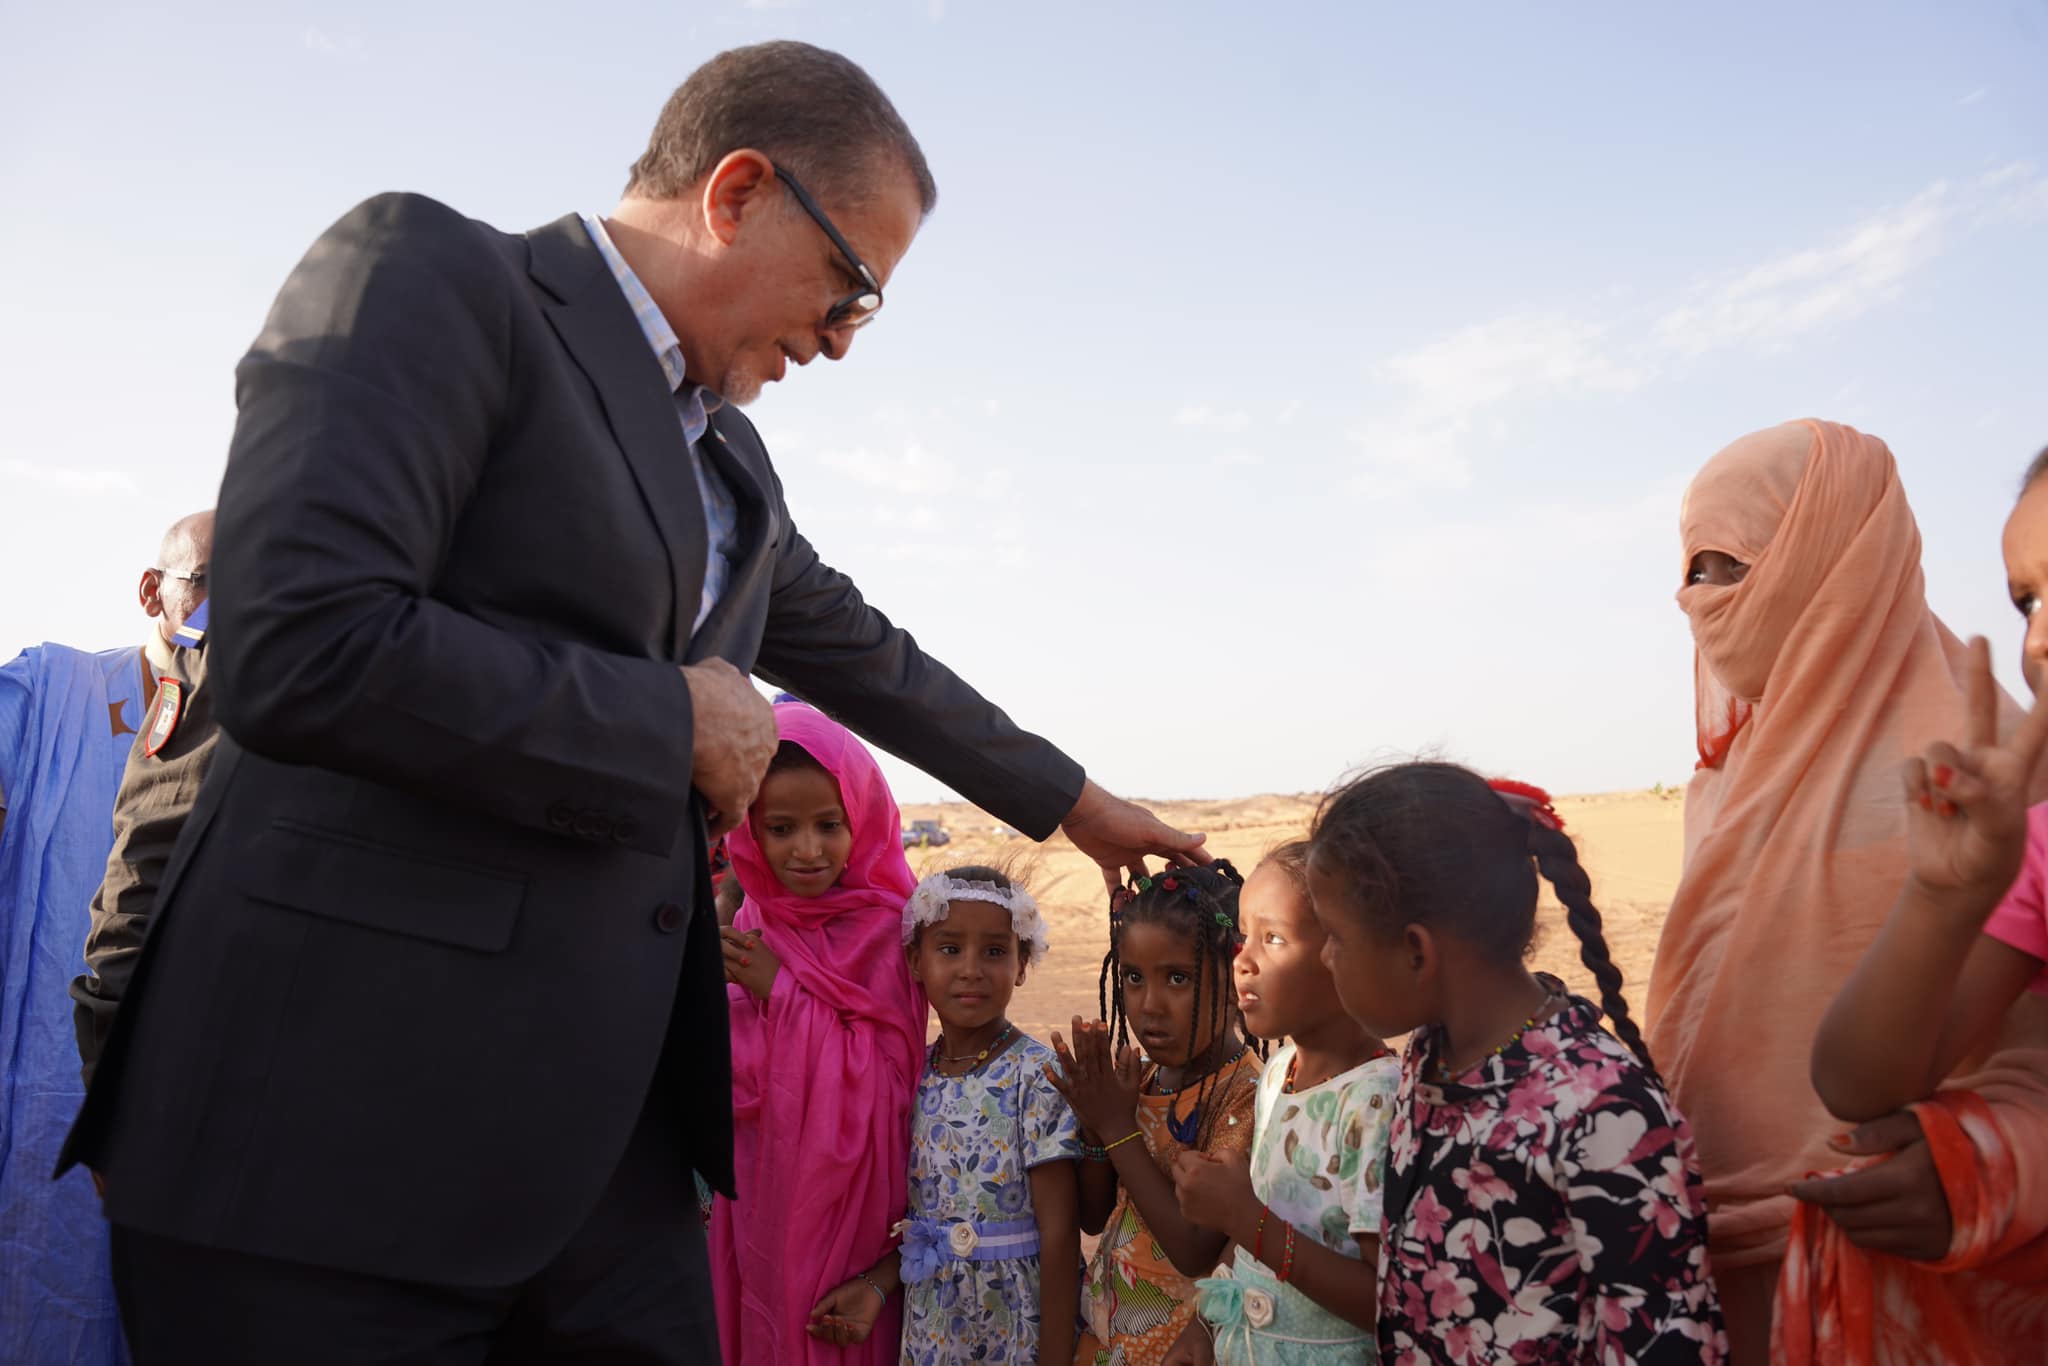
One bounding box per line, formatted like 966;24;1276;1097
710;701;926;1365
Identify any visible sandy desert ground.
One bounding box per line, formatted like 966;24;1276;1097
899;787;1687;1047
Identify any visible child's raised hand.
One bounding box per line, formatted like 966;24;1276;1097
1046;1016;1143;1141
805;1277;882;1346
1170;1148;1257;1233
1905;637;2048;916
720;926;781;1001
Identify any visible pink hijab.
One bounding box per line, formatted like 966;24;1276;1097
710;703;926;1365
1648;420;2048;1358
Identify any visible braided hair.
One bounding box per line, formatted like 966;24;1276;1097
1308;762;1657;1076
1098;860;1258;1149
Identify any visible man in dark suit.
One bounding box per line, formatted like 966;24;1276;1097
61;41;1203;1364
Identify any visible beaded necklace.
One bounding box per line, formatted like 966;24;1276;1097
931;1022;1014;1071
1433;992;1562;1083
1147;1041;1249;1097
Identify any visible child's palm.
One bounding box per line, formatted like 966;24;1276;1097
1906;639;2048;907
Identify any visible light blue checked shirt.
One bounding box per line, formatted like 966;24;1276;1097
580;213;738;637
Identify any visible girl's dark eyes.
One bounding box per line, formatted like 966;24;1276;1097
986;945;1009;958
1167;971;1191;987
2016;593;2039;620
1122;970;1142;987
1263;932;1285;946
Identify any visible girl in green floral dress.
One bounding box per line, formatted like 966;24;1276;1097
1168;842;1396;1365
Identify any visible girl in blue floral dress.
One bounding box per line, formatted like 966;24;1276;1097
1304;765;1728;1365
810;866;1082;1365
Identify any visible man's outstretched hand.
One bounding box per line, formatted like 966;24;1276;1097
1060;778;1209;896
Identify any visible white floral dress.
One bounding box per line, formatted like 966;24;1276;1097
1196;1041;1399;1363
900;1034;1080;1364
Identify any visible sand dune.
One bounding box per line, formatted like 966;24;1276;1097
899;787;1687;1045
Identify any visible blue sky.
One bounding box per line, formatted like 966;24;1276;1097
3;1;2045;804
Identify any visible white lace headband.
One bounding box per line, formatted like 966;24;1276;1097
901;873;1051;963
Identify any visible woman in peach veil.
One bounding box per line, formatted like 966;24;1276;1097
1648;418;2048;1363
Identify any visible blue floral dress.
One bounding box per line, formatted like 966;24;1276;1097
900;1034;1081;1364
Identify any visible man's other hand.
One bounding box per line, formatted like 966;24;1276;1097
681;662;777;838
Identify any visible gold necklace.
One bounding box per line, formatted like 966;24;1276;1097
933;1022;1013;1067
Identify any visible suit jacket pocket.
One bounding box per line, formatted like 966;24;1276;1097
239;819;526;952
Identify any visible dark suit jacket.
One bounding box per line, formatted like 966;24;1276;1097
61;194;1084;1288
72;640;217;1085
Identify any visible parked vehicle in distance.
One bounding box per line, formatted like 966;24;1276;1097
902;819;950;849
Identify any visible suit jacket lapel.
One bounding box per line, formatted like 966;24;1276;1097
686;410;778;664
526;213;706;661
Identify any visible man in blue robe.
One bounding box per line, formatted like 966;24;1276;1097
0;510;211;1366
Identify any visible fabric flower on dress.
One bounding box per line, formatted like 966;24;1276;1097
947;1222;980;1257
1241;1288;1276;1328
1192;1274;1244;1326
896;1219;947;1284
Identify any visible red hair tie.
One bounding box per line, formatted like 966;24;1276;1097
1488;778;1565;832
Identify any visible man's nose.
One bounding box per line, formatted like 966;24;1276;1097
818;323;857;362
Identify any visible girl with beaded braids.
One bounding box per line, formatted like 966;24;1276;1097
1049;861;1263;1366
1306;763;1727;1365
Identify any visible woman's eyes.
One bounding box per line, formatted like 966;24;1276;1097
2015;593;2039;620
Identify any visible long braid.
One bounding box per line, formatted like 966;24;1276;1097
1530;823;1657;1076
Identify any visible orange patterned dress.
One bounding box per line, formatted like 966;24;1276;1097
1075;1053;1261;1366
1775;1089;2048;1365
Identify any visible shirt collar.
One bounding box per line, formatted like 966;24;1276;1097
578;213;722;443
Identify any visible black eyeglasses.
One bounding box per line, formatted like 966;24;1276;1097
773;166;883;330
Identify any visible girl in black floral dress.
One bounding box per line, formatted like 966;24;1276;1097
1303;764;1727;1365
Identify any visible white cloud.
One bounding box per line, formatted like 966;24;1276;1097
301;27;363;58
1960;88;1988;105
820;442;955;498
1344;313;1642;499
1343;165;2044;501
0;458;140;496
1654;184;1950;355
1172;404;1252;433
926;0;948;20
1275;398;1304;425
1383;312;1646;407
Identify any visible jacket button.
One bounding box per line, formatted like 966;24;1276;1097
546;802;574;831
654;902;686;933
611;816;638;846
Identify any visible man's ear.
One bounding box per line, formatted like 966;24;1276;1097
700;149;777;247
138;568;164;619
